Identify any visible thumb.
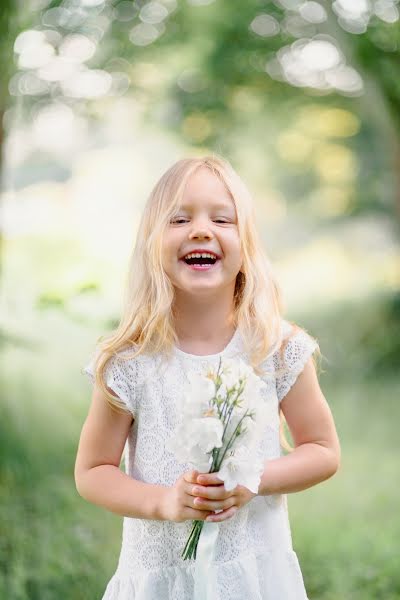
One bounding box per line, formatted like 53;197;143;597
184;469;198;483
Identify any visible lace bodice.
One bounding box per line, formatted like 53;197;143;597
82;318;319;600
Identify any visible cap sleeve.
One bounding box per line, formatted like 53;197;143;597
82;351;138;416
273;322;319;403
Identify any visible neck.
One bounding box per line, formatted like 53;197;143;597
172;285;236;344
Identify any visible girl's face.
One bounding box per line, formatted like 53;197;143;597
162;167;243;298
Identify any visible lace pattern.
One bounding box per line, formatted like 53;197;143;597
82;318;317;599
272;322;319;403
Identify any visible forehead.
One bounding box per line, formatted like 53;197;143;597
178;167;235;211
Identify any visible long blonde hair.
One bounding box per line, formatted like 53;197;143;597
88;153;320;451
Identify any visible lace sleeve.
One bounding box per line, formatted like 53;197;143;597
273;324;319;403
82;352;138;416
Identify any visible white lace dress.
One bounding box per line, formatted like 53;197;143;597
83;319;319;600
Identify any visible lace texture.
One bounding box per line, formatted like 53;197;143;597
82;319;319;600
273;321;319;403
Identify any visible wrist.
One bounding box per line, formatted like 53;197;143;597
257;460;273;496
155;484;171;521
237;485;257;506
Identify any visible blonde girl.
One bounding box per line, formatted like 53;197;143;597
75;154;340;599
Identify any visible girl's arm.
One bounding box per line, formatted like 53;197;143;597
74;385;168;520
74;385;216;522
258;357;341;495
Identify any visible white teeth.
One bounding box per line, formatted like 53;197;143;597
184;252;217;260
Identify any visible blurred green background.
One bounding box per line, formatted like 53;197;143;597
1;1;399;599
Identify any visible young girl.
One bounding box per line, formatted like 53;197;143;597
75;154;340;600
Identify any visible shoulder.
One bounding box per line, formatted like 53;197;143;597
83;345;158;417
84;343;153;393
275;318;319;362
106;344;152;371
105;346;171;394
272;318;320;402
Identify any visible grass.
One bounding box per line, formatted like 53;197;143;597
1;296;399;599
290;373;400;600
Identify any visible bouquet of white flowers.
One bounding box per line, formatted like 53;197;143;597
167;356;277;560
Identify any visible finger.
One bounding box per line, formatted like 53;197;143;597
193;496;236;512
184;492;214;512
206;506;238;523
184;507;214;521
197;473;224;486
183;470;199;484
190;484;231;500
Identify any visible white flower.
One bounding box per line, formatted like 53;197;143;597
240;371;268;412
188;417;224;453
220;357;253;391
219;358;269;415
218;446;265;493
229;416;259;452
231;409;270;451
186;445;212;472
166;416;223;470
168;358;275;495
182;370;216;418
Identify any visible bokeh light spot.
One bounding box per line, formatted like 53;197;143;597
182;113;212;142
250;14;280;37
314;143;358;183
129;22;165;46
277;131;314;164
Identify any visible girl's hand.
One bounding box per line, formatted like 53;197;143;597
161;470;239;523
194;472;257;522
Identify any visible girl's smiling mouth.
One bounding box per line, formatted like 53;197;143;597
180;251;221;271
181;259;221;271
179;249;222;271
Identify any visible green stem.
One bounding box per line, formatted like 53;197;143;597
212;357;224;419
213;385;244;468
214;410;250;470
221;380;245;435
182;520;204;560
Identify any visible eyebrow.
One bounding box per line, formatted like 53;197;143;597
178;202;234;212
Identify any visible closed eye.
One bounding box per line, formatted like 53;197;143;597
170;218;188;224
170;218;231;224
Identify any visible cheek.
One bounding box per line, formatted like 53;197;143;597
161;233;174;259
160;242;172;271
161;253;175;274
163;229;180;250
227;234;242;262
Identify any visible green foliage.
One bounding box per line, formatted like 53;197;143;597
2;1;400;218
303;289;400;379
0;385;120;599
1;294;399;598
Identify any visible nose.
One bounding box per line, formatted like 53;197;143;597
188;216;213;240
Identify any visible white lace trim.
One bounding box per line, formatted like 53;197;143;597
273;323;319;402
82;318;317;600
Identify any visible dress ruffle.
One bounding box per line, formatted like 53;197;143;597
101;549;309;600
